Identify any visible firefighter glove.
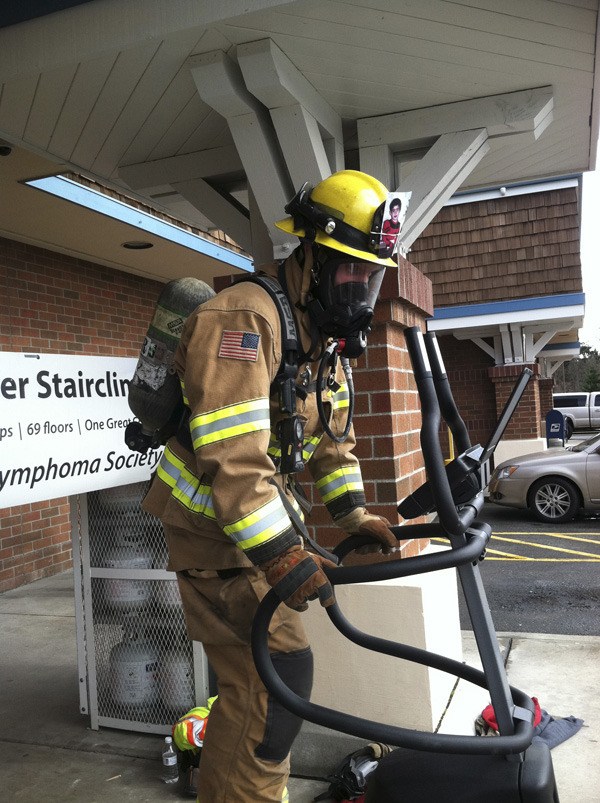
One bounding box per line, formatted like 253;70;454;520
336;509;398;555
261;546;337;611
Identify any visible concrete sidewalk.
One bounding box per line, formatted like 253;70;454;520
0;571;597;802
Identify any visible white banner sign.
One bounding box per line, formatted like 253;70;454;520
0;352;162;508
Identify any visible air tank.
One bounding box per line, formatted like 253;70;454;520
126;277;215;452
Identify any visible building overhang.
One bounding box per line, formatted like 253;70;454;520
427;293;585;366
428;293;585;340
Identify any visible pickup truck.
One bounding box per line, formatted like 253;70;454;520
552;391;600;439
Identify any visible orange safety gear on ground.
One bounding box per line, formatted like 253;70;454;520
172;695;217;751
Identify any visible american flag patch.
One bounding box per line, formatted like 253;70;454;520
218;330;260;361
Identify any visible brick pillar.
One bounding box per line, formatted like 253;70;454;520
309;257;433;560
488;362;541;439
538;377;554;418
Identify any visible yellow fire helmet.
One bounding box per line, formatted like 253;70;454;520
275;170;397;268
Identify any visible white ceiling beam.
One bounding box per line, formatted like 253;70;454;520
236;39;343;144
360;87;553;251
173;176;252;255
540;357;571;379
248;188;277;271
510;323;525;363
323;137;345;176
399;128;489;252
119;146;243;192
188;49;294;255
499;324;514;364
270;105;332;188
358;87;554;149
525;326;562;362
359;145;395;189
237;38;344;186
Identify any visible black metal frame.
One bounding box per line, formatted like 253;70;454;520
251;326;537;756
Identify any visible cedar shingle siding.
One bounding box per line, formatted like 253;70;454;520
408;187;582;307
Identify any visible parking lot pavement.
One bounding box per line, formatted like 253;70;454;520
455;502;600;635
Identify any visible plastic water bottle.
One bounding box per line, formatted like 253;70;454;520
161;736;179;784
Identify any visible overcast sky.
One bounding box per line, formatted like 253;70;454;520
579;170;600;351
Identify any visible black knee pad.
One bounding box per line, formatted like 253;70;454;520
255;647;313;762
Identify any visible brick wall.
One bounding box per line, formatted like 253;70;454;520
488;363;542;440
408;187;582;307
435;336;497;457
538;377;555;422
0;236;163;592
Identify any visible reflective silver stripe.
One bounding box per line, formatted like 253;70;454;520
173;474;215;518
316;465;363;504
157;448;184;487
157;446;215;518
332;383;349;409
190;398;270;448
223;496;291;550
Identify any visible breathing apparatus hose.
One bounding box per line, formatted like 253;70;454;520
316;341;354;443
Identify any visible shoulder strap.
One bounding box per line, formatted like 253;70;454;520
240;273;300;414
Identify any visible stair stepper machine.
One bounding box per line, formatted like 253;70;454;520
252;327;560;802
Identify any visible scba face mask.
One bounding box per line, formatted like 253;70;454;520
308;250;385;358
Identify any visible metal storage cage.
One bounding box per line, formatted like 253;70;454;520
71;480;210;734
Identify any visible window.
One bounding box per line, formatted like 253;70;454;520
553;394;587;408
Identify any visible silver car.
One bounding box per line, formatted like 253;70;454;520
488;433;600;523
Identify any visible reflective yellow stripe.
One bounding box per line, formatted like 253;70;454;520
302;434;322;462
316;465;363;504
157;445;216;519
180;378;189;407
331;383;349;410
282;787;289;803
190;397;270;448
268;432;282;460
223;495;291;550
269;433;322;465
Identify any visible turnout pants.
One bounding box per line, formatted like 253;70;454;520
176;564;312;803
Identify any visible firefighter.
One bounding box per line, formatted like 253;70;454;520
142;169;399;802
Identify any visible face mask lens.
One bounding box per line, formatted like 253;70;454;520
331;262;385;308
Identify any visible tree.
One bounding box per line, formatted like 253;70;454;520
582;365;600;391
554;343;600;392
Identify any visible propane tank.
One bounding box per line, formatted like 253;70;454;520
98;481;147;513
161;646;195;711
91;482;149;566
155;578;182;610
110;628;160;707
102;547;153;611
126;277;215;453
